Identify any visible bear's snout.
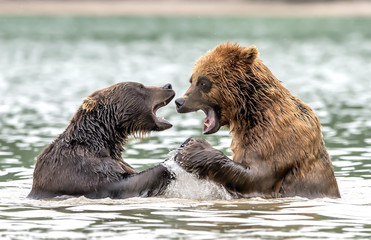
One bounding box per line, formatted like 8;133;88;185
175;98;185;110
163;83;172;90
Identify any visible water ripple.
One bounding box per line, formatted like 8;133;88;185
0;17;371;239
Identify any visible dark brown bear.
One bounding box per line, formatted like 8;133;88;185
28;82;175;199
175;43;340;199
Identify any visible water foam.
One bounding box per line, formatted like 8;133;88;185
162;153;233;200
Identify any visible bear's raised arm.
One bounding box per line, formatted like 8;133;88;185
90;165;174;199
174;138;278;198
174;138;341;199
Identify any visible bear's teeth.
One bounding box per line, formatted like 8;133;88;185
204;122;209;128
163;101;166;105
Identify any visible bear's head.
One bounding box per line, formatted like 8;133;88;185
175;43;281;134
81;82;175;136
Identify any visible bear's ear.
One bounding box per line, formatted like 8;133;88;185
82;97;97;112
240;45;258;64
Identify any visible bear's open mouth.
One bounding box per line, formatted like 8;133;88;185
153;102;170;124
201;107;219;134
152;93;175;130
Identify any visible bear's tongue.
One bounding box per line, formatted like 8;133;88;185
202;108;216;134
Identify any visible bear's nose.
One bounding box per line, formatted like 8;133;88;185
175;98;185;109
163;83;172;90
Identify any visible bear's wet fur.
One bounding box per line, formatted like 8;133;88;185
175;43;340;199
28;82;175;199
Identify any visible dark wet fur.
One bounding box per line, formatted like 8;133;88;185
28;82;175;199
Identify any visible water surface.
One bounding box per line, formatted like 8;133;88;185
0;17;370;239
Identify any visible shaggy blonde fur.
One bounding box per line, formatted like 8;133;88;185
186;43;340;198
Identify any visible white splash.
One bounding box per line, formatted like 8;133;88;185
161;154;233;200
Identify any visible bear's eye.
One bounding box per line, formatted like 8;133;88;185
197;76;212;93
139;84;144;89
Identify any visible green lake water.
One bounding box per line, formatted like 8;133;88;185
0;16;370;239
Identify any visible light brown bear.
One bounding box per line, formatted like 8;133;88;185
174;43;340;199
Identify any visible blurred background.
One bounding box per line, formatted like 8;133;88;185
1;0;371;17
0;0;371;239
